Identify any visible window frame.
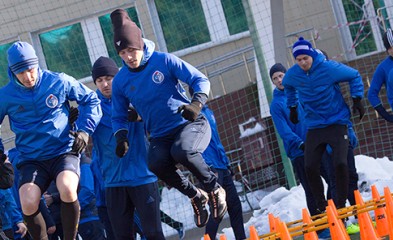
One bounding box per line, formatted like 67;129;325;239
330;0;387;60
149;0;250;56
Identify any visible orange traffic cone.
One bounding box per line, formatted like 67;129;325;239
268;213;277;233
276;217;292;240
371;185;390;237
327;205;350;240
327;199;349;239
219;234;227;240
302;208;318;240
383;187;393;238
203;234;211;240
249;225;259;240
354;190;380;240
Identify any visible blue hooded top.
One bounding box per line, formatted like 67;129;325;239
90;151;106;207
270;88;307;160
0;188;23;231
111;39;210;138
283;53;364;129
92;89;157;188
0;61;102;164
201;106;229;170
78;153;100;224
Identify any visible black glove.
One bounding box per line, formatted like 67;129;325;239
115;130;129;158
177;101;202;121
375;104;393;122
227;165;235;176
0;150;7;163
289;106;299;124
128;107;141;122
69;106;79;126
352;97;365;120
69;131;89;154
299;143;305;152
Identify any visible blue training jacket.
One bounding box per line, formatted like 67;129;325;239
7;148;21;209
78;153;99;224
270;88;307;160
368;56;393;108
201;106;229;170
0;67;102;164
0;188;23;231
283;53;364;129
92;90;157;188
112;39;210;138
90;152;105;207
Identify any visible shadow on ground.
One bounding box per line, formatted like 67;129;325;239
166;211;254;240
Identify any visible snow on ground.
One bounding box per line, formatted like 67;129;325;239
160;154;393;239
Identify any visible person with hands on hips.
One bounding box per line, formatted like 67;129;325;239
0;41;102;240
110;9;227;228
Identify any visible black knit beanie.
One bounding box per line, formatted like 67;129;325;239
92;56;119;83
383;28;393;51
269;63;287;79
110;9;144;53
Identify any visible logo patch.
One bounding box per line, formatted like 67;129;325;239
116;41;121;46
16;105;25;112
152;71;164;84
45;94;58;108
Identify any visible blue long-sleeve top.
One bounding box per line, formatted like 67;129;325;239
111;39;210;138
78;153;99;224
7;148;21;209
368;56;393;108
0;188;23;230
90;152;106;207
92;90;157;188
201;106;229;170
283;53;364;129
270;88;307;160
0;68;102;165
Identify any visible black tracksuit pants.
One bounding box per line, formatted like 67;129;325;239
148;114;218;198
305;124;349;211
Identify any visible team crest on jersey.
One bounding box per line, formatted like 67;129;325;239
46;94;58;108
152;71;164;84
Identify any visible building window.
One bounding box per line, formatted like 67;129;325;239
221;0;248;35
99;7;140;67
0;42;14;87
332;0;393;59
155;0;211;52
39;23;91;79
342;0;377;55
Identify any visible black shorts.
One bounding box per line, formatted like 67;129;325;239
18;153;80;194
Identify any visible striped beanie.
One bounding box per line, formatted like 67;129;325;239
7;41;39;74
383;28;393;51
292;37;317;59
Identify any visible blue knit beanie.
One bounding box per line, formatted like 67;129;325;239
292;37;317;59
7;41;39;74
